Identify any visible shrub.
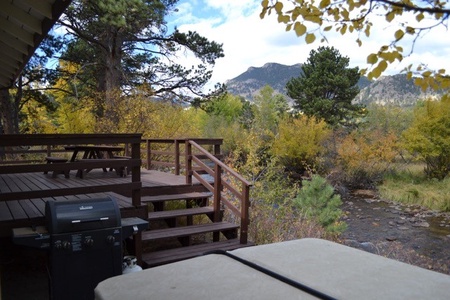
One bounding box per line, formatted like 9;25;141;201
272;115;331;173
294;175;347;233
402;95;450;180
335;129;399;188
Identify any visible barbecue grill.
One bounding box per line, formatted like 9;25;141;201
12;196;148;300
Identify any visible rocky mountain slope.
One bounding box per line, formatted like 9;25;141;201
225;63;441;107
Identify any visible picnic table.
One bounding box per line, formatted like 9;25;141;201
64;145;125;177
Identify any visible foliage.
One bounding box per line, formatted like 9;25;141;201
47;61;96;133
252;85;289;136
198;93;249;155
0;34;64;134
58;0;224;128
91;88;200;137
286;46;365;127
202;93;244;123
363;104;414;136
294;175;346;233
260;0;450;90
402;95;450;180
225;138;328;245
335;129;399;187
379;166;450;211
272;115;331;173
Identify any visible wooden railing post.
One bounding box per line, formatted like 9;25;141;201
174;139;180;175
240;183;250;244
185;140;192;185
146;139;151;170
213;163;222;222
131;139;142;264
214;143;220;158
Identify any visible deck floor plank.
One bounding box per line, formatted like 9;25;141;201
8;200;28;220
0;169;198;230
19;199;44;219
3;174;22;193
0;201;13;221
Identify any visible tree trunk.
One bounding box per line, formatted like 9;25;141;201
0;88;19;134
97;28;123;131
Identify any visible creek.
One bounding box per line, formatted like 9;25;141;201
340;190;450;274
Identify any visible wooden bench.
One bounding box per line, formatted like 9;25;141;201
77;158;128;178
44;156;69;178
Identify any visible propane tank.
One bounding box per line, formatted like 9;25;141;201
122;255;142;274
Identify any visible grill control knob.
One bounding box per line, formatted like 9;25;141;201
54;241;62;250
84;237;94;247
106;235;115;244
62;241;71;250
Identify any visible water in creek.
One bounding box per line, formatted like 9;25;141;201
340;191;450;274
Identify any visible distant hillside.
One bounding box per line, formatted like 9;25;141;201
226;63;302;101
225;63;440;107
354;74;441;107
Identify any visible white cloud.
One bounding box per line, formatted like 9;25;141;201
168;0;450;91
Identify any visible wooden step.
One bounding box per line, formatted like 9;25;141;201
141;192;212;203
142;239;254;268
142;222;239;241
148;206;214;221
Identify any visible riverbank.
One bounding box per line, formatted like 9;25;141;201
340;190;450;275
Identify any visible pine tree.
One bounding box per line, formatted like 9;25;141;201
294;175;346;233
287;46;365;127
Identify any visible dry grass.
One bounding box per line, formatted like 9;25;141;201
379;164;450;211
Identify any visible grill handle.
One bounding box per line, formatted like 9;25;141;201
71;217;110;224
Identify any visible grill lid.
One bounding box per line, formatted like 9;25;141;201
45;197;121;234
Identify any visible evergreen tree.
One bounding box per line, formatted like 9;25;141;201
294;175;346;233
0;34;64;134
58;0;224;123
286;46;365;127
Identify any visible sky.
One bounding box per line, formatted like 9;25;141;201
166;0;450;91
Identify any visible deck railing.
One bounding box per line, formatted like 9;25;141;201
0;134;142;206
141;138;223;175
1;135;252;244
185;140;252;244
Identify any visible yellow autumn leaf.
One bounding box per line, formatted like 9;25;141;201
294;22;307;36
406;71;412;80
394;29;404;40
386;11;395;22
422;71;432;77
364;25;370;37
406;26;415;34
367;53;378;64
416;12;424;22
323;25;332;31
274;2;283;14
378;60;388;73
305;33;316;44
319;0;330;9
278;14;290;23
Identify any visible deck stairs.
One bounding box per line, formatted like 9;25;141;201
139;189;252;268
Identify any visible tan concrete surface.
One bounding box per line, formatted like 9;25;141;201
95;238;450;299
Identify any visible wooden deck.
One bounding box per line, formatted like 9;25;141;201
0;169;196;236
0;135;252;267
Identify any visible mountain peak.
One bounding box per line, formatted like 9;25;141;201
226;63;439;107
